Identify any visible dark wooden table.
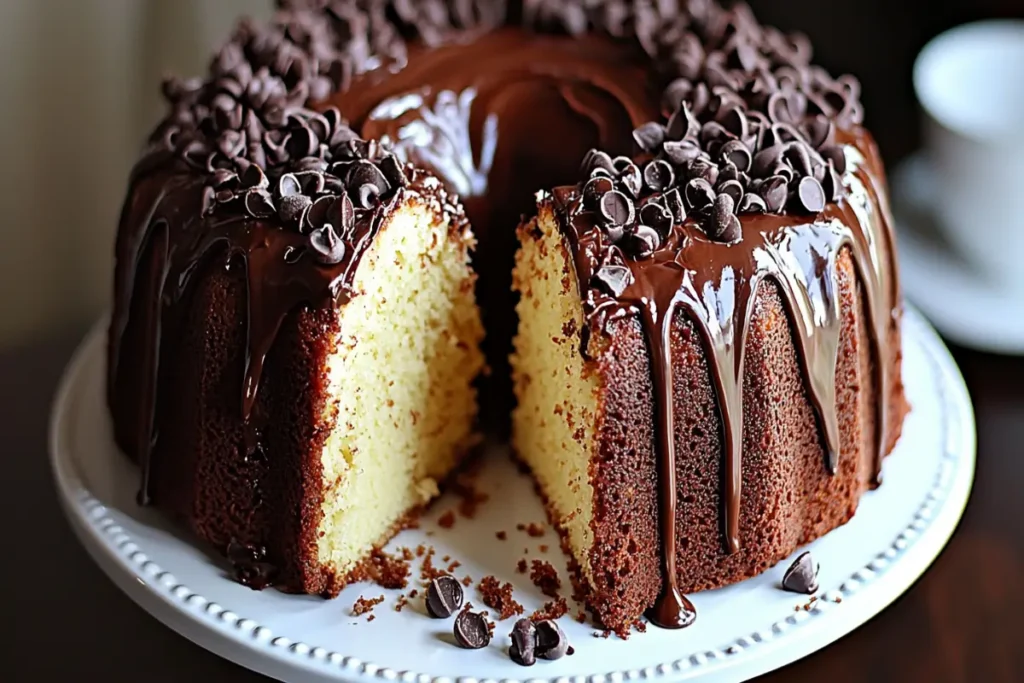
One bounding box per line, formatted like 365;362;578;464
4;324;1021;682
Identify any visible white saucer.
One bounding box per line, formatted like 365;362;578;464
892;153;1024;355
51;309;974;683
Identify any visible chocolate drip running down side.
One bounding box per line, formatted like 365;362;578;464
108;165;452;504
555;126;899;629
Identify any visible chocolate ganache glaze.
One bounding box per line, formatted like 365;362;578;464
331;28;660;424
108;0;901;629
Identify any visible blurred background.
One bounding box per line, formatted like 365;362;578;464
0;0;1021;348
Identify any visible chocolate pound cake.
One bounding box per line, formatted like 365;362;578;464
107;0;907;631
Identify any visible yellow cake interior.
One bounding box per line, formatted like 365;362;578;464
510;200;603;589
316;192;485;577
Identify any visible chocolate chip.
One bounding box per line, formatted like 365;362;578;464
279;194;312;224
662;139;702;165
642;159;675;192
688;159;719;186
684;178;715;211
717;179;744;206
583;176;614;209
356;183;381;209
348;160;390;202
819;144;847;175
760;175;789;213
614;157;642;197
822;160;842;202
662;188;686;223
720;140;752;172
425;575;464;618
212;168;239;190
794;176;826;214
593;265;632;297
306;195;335;232
633;122;666;153
328;192;356;231
379;153;408;188
535;620;569;660
240;164;268;190
640;201;673;236
582;149;614;177
509;618;536;666
295;170;325;195
708;193;741;243
309;224;345;265
277;173;302;197
802;115;834;149
599;190;634;227
738;192;767;214
453;610;490;649
625;224;661;258
784;142;814;177
244;189;275;218
665;102;700;141
782;551;819;594
752;144;784;178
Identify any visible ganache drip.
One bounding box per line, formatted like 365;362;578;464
557;125;898;628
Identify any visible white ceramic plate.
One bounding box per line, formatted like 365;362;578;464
51;308;974;683
892;153;1024;355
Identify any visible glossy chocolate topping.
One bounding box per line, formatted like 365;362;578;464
330;28;659;421
554;125;899;628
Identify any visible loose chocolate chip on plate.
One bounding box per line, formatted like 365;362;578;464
782;551;819;594
535;620;569;661
599;190;634;227
593;264;632;297
453;610;491;649
509;618;536;666
425;575;464;619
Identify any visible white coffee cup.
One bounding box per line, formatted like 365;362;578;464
913;20;1024;291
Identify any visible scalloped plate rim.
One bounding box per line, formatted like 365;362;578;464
50;307;975;683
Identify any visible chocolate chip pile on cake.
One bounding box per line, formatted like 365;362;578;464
562;1;859;246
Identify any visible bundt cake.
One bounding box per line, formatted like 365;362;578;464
107;0;908;633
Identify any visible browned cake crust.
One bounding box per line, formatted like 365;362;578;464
575;253;907;634
109;224;341;594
